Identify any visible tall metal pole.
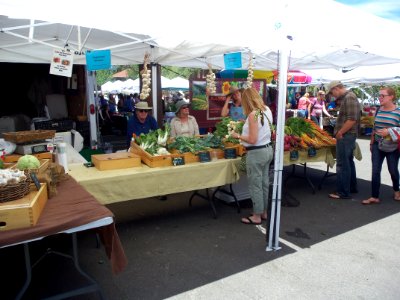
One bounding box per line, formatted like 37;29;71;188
267;3;290;250
266;48;288;251
86;70;99;149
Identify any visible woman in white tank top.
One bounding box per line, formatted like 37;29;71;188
231;88;274;225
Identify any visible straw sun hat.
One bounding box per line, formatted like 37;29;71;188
135;101;152;110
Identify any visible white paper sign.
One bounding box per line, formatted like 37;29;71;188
49;49;73;77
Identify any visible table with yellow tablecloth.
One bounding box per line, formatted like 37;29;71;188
68;158;241;205
283;143;362;193
283;147;336;168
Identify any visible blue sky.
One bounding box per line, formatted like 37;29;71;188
336;0;400;22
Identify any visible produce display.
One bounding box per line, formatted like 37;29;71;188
133;124;170;156
214;117;243;144
284;117;336;151
0;168;27;186
360;115;374;127
133;116;335;159
133;117;241;159
167;135;223;154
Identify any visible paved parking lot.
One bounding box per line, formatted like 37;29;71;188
2;138;400;300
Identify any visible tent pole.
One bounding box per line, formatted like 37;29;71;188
85;70;99;149
266;47;289;251
151;63;158;123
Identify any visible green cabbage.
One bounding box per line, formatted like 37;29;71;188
16;155;40;170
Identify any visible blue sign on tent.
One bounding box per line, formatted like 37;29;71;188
224;52;242;69
86;50;111;71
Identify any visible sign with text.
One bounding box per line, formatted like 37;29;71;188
224;52;242;69
86;49;111;71
49;49;73;77
207;94;227;120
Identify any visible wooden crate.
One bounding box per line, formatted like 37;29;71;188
8;159;50;174
92;152;141;171
170;148;225;163
174;151;200;164
33;152;53;160
0;183;48;231
130;142;173;167
224;143;246;156
210;149;225;159
3;152;53;163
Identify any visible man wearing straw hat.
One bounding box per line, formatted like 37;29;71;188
126;101;158;147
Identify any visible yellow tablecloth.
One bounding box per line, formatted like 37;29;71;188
283;147;336;168
283;143;362;169
68;158;241;205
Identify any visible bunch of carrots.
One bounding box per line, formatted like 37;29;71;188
284;117;336;151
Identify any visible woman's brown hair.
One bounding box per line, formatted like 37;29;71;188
380;87;397;101
241;87;267;116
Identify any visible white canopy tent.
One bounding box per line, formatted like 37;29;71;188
1;0;400;70
305;63;400;85
162;77;189;90
1;0;400;251
101;79;140;94
101;76;188;94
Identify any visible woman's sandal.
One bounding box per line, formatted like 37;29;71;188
328;192;351;200
394;192;400;201
362;198;380;205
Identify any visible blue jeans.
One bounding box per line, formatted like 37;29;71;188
370;143;400;198
297;109;308;118
336;133;357;197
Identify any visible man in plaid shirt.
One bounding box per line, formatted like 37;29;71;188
327;81;362;199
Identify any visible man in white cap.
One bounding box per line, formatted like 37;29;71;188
327;81;361;200
221;86;246;121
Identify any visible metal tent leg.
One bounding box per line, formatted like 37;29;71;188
15;233;105;300
189;189;217;218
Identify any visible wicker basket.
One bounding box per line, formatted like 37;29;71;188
0;176;31;203
2;130;56;144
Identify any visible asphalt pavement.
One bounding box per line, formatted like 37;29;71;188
2;138;400;300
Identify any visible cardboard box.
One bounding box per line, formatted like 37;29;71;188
130;142;173;167
0;183;48;231
92;152;141;171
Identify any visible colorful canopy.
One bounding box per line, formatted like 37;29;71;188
216;70;312;84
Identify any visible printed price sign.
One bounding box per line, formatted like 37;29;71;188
50;49;74;77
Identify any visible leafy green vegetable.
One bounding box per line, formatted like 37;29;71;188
167;135;224;154
198;134;223;149
286;117;314;137
17;154;40;170
214;117;232;138
134;123;171;155
214;117;244;144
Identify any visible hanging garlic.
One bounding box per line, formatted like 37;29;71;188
246;53;254;88
206;64;216;94
140;52;151;100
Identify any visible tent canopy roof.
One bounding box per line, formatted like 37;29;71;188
1;0;400;70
